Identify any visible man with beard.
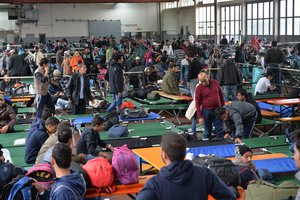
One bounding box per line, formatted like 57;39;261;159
0;95;16;134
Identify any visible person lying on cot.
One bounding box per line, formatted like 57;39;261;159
76;115;114;163
234;145;256;189
215;101;257;143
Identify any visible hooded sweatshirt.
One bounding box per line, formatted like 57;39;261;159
41;172;86;200
25;118;48;164
137;160;235;200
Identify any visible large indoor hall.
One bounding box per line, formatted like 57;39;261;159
1;0;300;199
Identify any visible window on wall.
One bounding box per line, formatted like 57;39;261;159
196;6;215;36
162;2;177;10
178;0;194;7
220;5;241;41
280;0;300;36
246;1;273;37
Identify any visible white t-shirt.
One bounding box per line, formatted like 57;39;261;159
255;77;271;95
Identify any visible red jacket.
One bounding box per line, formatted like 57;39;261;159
195;79;225;118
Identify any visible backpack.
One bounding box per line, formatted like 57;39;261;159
0;161;26;195
147;93;160;101
245;180;298;200
120;101;135;111
26;163;54;189
103;111;119;131
112;145;139;185
192;155;240;186
120;108;148;119
108;125;129;138
82;157;115;193
0;175;38;200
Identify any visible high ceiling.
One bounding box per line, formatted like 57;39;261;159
2;0;176;3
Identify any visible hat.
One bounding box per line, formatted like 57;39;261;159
53;69;61;77
135;56;140;60
235;145;252;157
0;95;5;101
200;69;209;74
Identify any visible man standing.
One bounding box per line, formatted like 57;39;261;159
82;47;93;75
0;95;16;134
105;54;124;112
187;51;204;96
215;101;257;143
218;59;241;101
137;132;236;200
195;70;225;140
55;46;64;72
34;58;55;118
28;46;45;71
67;62;94;115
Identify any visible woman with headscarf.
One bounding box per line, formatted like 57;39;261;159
70;51;84;73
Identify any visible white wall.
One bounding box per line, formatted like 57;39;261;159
162;6;195;36
0;12;18;31
20;3;159;39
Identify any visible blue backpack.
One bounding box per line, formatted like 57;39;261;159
0;176;37;200
108;125;129;138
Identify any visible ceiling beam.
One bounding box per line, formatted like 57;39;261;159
4;0;176;3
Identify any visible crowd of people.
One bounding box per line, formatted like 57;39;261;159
0;35;300;199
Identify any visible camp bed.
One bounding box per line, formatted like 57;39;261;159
133;96;175;105
243;135;288;148
14;124;31;132
258;101;293;117
153;91;193;101
5;146;32;168
253;157;297;173
266;146;294;157
253;118;280;137
0;132;28;147
186;144;236;158
72;112;161;127
17;107;36;114
254;94;285;101
56;113;104;121
99;121;182;141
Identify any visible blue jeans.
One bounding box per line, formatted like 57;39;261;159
106;93;123;112
56;98;69;109
202;109;224;139
180;64;189;85
191;114;198;134
36;93;55;118
222;85;237;101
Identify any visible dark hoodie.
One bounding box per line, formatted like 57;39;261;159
137;160;235;200
25;118;48;164
41;172;86;200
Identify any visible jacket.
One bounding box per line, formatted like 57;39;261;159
218;60;241;86
295;171;300;200
0;104;16;129
25;119;49;164
224;101;257;137
76;127;107;156
34;66;50;96
235;47;247;63
41;172;86;200
8;54;28;76
137;160;236;200
265;47;285;64
67;72;93;105
105;62;124;94
245;93;262;123
161;69;179;95
188;58;204;82
35;133;58;164
70;56;84;72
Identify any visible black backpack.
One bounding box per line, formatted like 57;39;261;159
120;108;148;119
192;155;240;186
0;175;38;200
0;161;26;195
102;110;119;131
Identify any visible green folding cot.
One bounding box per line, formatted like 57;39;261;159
0;132;28;148
267;146;294;157
14;124;31;132
243;135;288;148
253;118;280;137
